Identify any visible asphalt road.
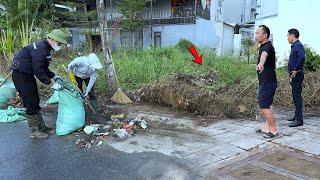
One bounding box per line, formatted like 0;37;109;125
0;120;199;180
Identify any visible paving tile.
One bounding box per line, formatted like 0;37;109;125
278;127;299;135
305;119;320;126
204;143;245;159
230;126;255;135
197;127;228;136
229;137;266;150
241;121;260;128
272;135;305;148
213;132;247;143
298;141;320;155
303;125;320;134
241;131;267;140
184;152;223;169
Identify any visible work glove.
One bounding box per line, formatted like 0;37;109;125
53;75;63;85
83;91;89;98
47;80;55;87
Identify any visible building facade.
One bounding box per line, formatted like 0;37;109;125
71;0;238;55
254;0;320;65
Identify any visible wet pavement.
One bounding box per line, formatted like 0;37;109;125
106;108;320;179
0;121;199;180
0;105;319;180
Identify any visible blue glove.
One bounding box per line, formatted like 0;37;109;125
53;75;63;84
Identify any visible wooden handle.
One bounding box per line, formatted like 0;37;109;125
0;71;13;88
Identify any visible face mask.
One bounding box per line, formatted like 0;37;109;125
52;43;61;52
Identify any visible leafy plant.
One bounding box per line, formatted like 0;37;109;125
304;45;320;72
117;0;147;46
18;19;34;47
175;39;194;52
242;38;255;63
0;27;16;63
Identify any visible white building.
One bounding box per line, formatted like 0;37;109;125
255;0;320;66
71;0;240;55
221;0;257;55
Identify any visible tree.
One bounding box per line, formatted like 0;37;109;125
0;0;57;30
117;0;147;47
96;0;118;98
242;38;254;64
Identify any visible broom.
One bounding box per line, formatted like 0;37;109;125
110;58;132;104
0;70;13;88
96;0;132;104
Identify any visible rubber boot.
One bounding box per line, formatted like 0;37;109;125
36;113;53;133
89;99;98;121
89;99;99;114
27;114;48;139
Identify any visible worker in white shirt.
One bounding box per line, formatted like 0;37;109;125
68;53;102;115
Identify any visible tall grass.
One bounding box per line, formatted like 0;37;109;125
93;47;258;92
0;27;16;65
18;20;34;47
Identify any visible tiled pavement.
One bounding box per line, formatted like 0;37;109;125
106;110;320;178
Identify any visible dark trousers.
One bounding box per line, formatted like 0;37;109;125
290;71;304;122
75;76;96;100
12;71;41;115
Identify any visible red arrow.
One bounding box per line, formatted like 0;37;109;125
188;45;203;65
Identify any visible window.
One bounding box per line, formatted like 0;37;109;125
154;32;161;48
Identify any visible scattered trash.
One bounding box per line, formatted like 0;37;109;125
96;141;102;146
74;115;148;148
75;136;104;149
83;125;98;135
111;114;125;120
114;129;130;140
9;94;22;107
75;136;95;149
83;124;111;136
140;120;148;129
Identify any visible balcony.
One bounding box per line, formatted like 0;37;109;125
106;6;196;25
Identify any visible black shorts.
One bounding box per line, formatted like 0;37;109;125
258;82;277;109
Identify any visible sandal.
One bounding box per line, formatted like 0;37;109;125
263;132;279;139
256;129;268;134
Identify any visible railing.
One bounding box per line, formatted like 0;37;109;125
106;6;195;21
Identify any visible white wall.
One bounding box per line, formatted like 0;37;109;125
222;23;235;53
256;0;279;18
152;24;197;47
222;0;245;23
234;34;242;55
195;19;220;48
255;0;320;66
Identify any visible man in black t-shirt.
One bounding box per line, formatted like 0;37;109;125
255;25;278;138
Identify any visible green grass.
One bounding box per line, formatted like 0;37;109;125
53;47;276;93
110;47;258;91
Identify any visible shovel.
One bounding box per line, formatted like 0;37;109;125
0;70;13;88
61;65;96;114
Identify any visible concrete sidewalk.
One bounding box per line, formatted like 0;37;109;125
106;108;320;179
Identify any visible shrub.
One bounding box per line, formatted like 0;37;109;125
304;45;320;72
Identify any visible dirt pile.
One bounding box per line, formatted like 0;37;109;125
275;72;320;111
133;72;259;120
133;72;320;120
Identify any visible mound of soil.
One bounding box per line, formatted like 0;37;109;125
133;72;258;120
132;72;320;120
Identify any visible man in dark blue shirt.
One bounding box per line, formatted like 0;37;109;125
287;28;305;127
11;29;68;139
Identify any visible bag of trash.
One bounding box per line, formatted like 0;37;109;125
46;90;59;104
0;106;26;123
56;81;85;136
0;78;17;109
